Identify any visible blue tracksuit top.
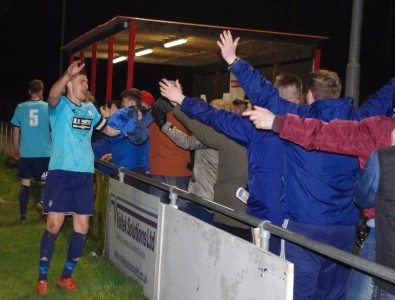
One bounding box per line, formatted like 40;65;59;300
181;97;285;226
106;135;149;171
230;58;395;226
105;107;152;171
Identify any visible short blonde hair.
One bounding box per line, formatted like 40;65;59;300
307;69;342;100
210;99;234;112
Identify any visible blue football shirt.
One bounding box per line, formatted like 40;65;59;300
10;100;51;157
48;96;105;172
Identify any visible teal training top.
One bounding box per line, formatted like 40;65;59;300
11;100;51;157
49;96;106;173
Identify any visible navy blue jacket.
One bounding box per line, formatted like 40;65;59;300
354;152;378;209
231;58;395;226
181;97;285;225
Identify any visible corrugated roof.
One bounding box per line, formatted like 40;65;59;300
62;16;328;68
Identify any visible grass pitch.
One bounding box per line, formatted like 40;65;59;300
0;154;145;299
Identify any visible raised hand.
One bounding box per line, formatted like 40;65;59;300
159;79;185;105
66;60;85;78
100;105;111;118
48;60;86;107
242;106;275;130
217;30;239;65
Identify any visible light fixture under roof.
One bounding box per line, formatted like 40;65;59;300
164;38;187;48
113;56;127;63
135;48;153;57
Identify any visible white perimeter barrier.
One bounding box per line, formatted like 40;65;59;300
104;179;294;300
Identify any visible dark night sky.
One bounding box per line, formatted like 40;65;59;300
0;0;394;120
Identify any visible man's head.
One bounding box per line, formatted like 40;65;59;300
232;99;249;115
306;69;342;104
29;79;44;100
120;88;142;108
274;73;304;104
65;69;88;102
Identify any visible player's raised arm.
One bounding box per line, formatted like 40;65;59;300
48;61;85;107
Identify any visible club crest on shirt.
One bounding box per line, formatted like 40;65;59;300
72;117;92;130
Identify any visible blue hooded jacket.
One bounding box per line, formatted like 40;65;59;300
106;107;154;171
180;97;285;226
230;59;395;226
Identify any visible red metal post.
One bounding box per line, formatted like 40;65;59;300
79;50;84;62
90;43;97;96
127;19;137;89
313;49;321;71
106;36;115;102
214;71;219;98
272;62;280;81
192;74;197;96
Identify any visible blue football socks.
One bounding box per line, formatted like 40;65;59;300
61;231;87;278
38;230;58;280
19;185;30;221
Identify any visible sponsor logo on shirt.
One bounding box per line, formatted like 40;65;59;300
72;117;92;130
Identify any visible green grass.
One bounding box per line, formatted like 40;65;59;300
0;154;145;299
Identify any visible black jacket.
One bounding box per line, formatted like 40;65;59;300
374;146;395;294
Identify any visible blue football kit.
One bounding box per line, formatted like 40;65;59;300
48;96;105;173
11;100;51;157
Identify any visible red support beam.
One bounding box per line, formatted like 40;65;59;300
272;62;280;81
79;50;85;62
313;49;321;71
90;43;97;96
127;19;137;89
214;71;219;98
106;36;115;102
192;74;197;96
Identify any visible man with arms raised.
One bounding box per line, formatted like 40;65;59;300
158;72;304;252
218;30;395;299
35;61;123;295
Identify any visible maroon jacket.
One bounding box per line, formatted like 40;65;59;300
273;114;395;218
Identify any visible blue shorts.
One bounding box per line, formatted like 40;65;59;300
43;170;94;215
17;157;49;181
